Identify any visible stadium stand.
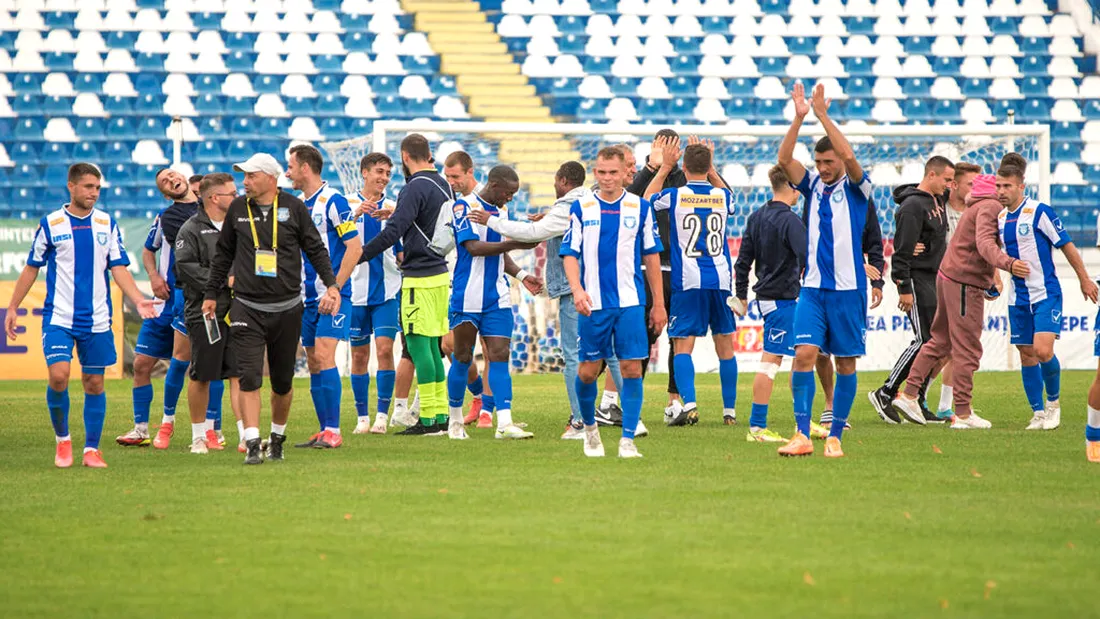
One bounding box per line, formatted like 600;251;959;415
0;0;1097;242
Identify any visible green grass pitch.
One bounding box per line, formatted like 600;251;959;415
1;371;1097;618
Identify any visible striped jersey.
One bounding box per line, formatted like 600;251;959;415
452;193;510;313
998;198;1070;305
142;200;198;290
301;182;358;303
795;170;872;291
560;189;662;311
350;193;402;307
26;206;130;333
650;181;735;292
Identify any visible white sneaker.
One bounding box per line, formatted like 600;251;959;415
1042;400;1061;430
583;425;604;457
891;396;927;425
391;408;418;428
618;437;643;458
951;412;992;429
495;424;533;440
370;415;388;434
190;437;208;454
448;419;469;440
353;418;372;434
1025;410;1047;430
634;418;648;438
663;401;683;425
561;423;585;440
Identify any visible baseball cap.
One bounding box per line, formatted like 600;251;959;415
233;153;283;177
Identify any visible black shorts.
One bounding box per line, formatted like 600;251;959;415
229;299;303;394
186;317;238;383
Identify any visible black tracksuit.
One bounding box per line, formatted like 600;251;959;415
882;184;949;398
176;209;236;382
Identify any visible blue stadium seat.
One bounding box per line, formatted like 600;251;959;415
932;57;961;77
903;37;933;55
10;143;40;165
589;0;616;11
844;98;873;121
1018;98;1051;122
1021;56;1048;76
225;96;254;115
760;0;788;13
404;56;439;75
73;74;104;94
133;94;165;115
903;98;934;121
728;78;754;96
406;97;433;117
194;74;223;94
844;76;872;96
372;76;400;95
1085;100;1100;120
504;37;528;54
191;12;222;30
844;57;872;76
348;118;373;136
550;78;580;97
226;33;257;51
757;58;787;77
319;117;350;140
671;55;699;75
311;74;340;95
136;0;166;9
1021;76;1050;97
637;98;668;122
340;13;370;32
285;96;314;115
230;117;262;139
70;141;99;163
558;34;586;55
195;94;225;115
41;143;67;164
134;73;162;95
43;11;76;29
558;16;587;34
10;164;42;187
846;17;876;35
106;32;138;50
314;0;341;10
583;57;613;75
44;52;75;71
258;118;289;138
74;118;106;141
961;78;989;98
0;32;14;52
14;119;43;141
13;73;43;94
42;165;68;187
226;140;253;161
344;32;374;53
1085;164;1100;184
754;99;785;122
137;118;167;139
253;75;282;95
669;76;696;96
1082;185;1100;210
102;141;133;163
12;94;41;115
226;51;257;72
991;99;1020;119
1020;37;1049;54
932;99;962;121
989;16;1018;35
1053;142;1082;163
903;78;931;97
135;53;166;72
315;94;346;116
314;54;343;73
375;95;406;117
788;37;818;55
431;75;459;97
1053;185;1081;207
672;37;702;54
198;118;228;139
667;97;695;122
610;77;639;96
701;16;728;34
194;140;226;163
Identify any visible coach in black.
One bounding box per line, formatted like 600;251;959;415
869;156;955;425
203;154;339;465
175;172;240;454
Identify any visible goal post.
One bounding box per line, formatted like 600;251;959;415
322;121;1061;376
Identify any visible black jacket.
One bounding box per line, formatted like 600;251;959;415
734;200;807;301
204;190;335;305
175;208;232;325
360;170;452;278
890;184;948;295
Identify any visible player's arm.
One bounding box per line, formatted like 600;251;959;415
784;211;809;275
483;205;570;242
461;239;537;257
560;203;593;316
641;200;667;332
360;191;417;263
5;264;40;340
975;203;1024;274
862;200;886;288
810;83;864;184
778;83;810;187
1043;205;1100;302
105;220;155;317
503;252;544;295
733;215;755;302
332;199;363;289
645;137;681;199
143;217;171;300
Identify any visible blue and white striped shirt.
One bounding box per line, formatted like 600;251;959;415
452;193;511;313
999;197;1071;305
795;170;872;291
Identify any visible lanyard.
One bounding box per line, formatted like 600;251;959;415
245;193;278;250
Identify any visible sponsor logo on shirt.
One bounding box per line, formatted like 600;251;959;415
583;218;600;228
51;234;72;243
94;217;110;225
49;217;64;226
680;194;724;209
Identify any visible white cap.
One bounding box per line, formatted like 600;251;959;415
232;153;283;178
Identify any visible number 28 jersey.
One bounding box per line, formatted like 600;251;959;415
651;181;735;292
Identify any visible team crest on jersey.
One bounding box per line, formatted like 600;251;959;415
623;215;637;229
277;208;290;222
1018;223;1031;236
96;231;108;245
831;191;844;204
312;213;324;226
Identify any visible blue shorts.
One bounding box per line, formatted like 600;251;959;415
1009;295;1062;345
669;288;737;338
1094;310;1100;356
301;297;353;347
170;288;187;335
760;299;797;357
793;287;867;358
449;307;514;338
42;325;116;372
350;298;402;347
135;305;176;360
578;305;648;362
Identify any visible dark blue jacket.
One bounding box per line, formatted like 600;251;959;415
735;200;807;301
359;169;453;279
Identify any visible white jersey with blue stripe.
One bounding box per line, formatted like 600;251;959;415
998;197;1071;305
26;206;130;333
452;193;510;313
651;181;735;292
796;170;872;291
350;193;402;307
560;189;662;311
143;214;174;287
301;182;358;303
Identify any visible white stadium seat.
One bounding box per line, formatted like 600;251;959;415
697;77;730;98
41;72;74;96
989;77;1023;98
872;99;906;122
433;95;469;119
874;35;904;57
339;75;371;98
1080;76;1100;99
988;0;1019;15
1018;15;1050;36
786;54;816;78
222;73;257;97
255;93;290;117
961;15;991;35
1049;36;1083;57
841;35;874;57
102;72;137;96
872;76;904;98
695;98;726;122
727;34;757;56
1053;162;1085;184
1049;77;1079;99
606;97;639;121
1049;14;1080;35
638;75;671;98
960;56;991;78
133;140;169;165
870;163;902;186
44;117;78;142
577;75;611;98
904;0;932;16
931;35;962;57
164;93;198;116
643;34;674;57
1048;56;1081;77
753;76;786;99
552;55;585;77
931;76;964;100
529;15;561;35
529;35;560;56
844;0;876;15
13;50;46;71
931;16;962;35
720;163;750;186
989;56;1021;78
961;0;989;15
961;36;991;57
289;117;325;142
497;15;529;37
1051;100;1085;122
43;29;77;52
874;15;905;36
872;55;904;77
961;98;995;123
610;55;644;78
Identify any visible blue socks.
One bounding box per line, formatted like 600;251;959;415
206;379;224;430
468;374;483;397
447;358;471;408
673;354;696;406
791;370;815;438
750;402;768;429
621;377;643;439
132;383;153;425
831;372;857;439
47;387;69;437
488;361;512;411
83;392;106;450
1021;364;1044;412
309;372;325;430
351;372;370;418
376;370;395;415
319;367;341;431
719;357;738;410
163;358;188;417
1040;355;1060;402
482;393;496;414
576;377;597;426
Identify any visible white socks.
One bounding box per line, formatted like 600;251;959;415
136;422;149;433
236;420;245;439
192;423;205;441
243;427;260;441
497;408;513;428
600;390;618;409
938;385;954;412
271;423;286;436
204;419;214;432
56;434;70;444
449;406;463;423
394;398;408;413
162;414;175;425
1088;405;1100;428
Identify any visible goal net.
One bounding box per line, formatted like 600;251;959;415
323;121;1065;375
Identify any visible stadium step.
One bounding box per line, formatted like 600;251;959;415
402;0;580;199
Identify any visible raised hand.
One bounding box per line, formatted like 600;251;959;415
661;137;682;170
810;82;830;119
791;82;810;119
649;136;666;168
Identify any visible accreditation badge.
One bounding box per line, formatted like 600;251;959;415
255;249;278;277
